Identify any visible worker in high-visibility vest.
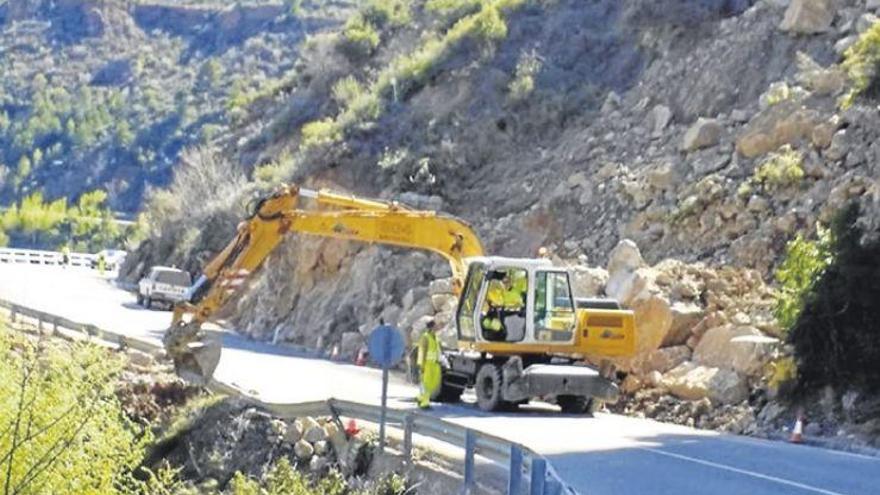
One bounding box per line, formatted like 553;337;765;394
416;320;441;409
97;253;106;275
60;244;70;268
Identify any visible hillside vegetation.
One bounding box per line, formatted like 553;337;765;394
0;0;358;214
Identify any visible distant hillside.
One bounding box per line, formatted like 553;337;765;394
0;0;357;213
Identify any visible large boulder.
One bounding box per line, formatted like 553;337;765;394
606;239;649;303
431;293;456;313
681;118;722;151
607;240;645;277
606;267;658;306
661;362;749;404
569;266;609;297
428;278;454;295
642;345;692;374
736;100;822;158
693;325;779;376
663;301;706;347
630;295;674;355
779;0;835;34
294;440;314;460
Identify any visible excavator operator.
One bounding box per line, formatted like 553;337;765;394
481;270;527;341
482;271;507;341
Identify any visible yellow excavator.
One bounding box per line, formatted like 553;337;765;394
165;184;636;413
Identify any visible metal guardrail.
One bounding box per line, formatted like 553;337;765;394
0;247;96;268
0;298;577;495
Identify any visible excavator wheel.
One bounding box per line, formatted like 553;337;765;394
163;321;222;385
475;363;512;412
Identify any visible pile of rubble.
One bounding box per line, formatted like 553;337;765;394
158;398;372;489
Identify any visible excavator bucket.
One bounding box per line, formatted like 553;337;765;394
163;321;222;385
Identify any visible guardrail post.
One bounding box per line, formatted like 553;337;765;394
529;457;546;495
10;307;16;323
508;444;523;495
403;414;414;465
463;430;476;493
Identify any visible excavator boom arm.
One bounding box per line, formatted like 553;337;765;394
164;184;483;382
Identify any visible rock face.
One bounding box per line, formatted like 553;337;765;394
694;325;779;376
661;362;749;404
681;118;722;151
779;0;835;33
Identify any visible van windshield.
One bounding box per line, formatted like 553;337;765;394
156;270;191;286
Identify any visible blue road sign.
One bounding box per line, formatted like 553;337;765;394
368;325;405;369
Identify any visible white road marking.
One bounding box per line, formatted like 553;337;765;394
640;447;848;495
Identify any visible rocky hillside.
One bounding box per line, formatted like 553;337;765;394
0;0;356;212
120;0;880;444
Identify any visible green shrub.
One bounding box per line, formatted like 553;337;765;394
227;458;408;495
841;20;880;107
788;203;880;392
341;16;381;58
332;76;366;109
508;50;542;101
301;118;343;148
0;326;150;494
363;0;412;27
426;0;482;13
754;145;804;189
775;228;833;332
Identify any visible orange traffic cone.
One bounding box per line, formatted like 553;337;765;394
345;418;360;436
355;348;367;366
790;415;804;444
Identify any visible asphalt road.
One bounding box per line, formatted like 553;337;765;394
1;263;878;495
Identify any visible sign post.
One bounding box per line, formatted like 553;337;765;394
367;324;405;452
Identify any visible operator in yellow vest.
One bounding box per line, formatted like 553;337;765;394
417;320;441;409
481;274;506;340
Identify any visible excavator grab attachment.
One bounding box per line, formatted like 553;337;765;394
164;318;222;385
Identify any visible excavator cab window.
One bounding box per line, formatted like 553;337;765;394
478;268;528;343
456;262;486;341
533;271;575;343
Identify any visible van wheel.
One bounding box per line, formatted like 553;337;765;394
557;395;591;414
476;363;510;412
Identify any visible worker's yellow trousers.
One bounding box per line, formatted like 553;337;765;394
418;361;441;408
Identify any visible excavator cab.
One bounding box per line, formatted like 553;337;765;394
456;257;579;350
456;257;635;357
